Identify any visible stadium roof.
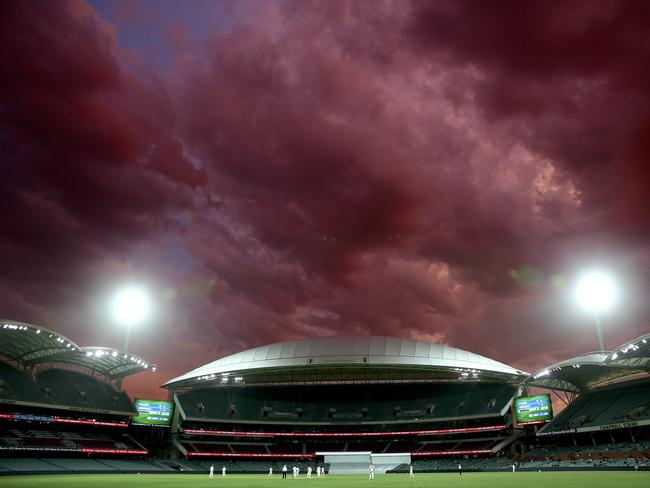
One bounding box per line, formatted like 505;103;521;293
606;333;650;369
525;333;650;393
164;335;528;389
0;319;155;380
0;320;82;363
54;347;155;379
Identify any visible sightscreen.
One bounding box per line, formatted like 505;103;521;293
514;394;553;424
132;399;173;427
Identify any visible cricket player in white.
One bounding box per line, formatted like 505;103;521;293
222;466;226;477
209;465;214;479
316;466;321;477
512;464;516;473
269;467;273;476
307;466;312;478
369;464;375;480
409;465;414;478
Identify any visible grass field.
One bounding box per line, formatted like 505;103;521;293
0;472;648;488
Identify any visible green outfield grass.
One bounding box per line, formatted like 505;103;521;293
0;472;648;488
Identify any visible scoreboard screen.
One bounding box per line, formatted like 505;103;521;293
132;399;174;427
514;394;553;424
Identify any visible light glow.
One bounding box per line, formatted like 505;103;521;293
575;270;617;312
112;286;150;326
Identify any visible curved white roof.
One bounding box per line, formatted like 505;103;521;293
164;335;526;387
526;342;650;393
607;333;650;368
0;319;155;379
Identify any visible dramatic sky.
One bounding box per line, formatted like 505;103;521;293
3;0;650;400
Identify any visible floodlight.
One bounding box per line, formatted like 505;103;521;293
112;286;150;326
575;270;617;312
110;285;151;354
574;270;618;352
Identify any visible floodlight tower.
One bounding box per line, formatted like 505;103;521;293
575;270;617;353
111;286;150;353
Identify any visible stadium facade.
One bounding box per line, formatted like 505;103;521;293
1;319;649;474
163;336;527;471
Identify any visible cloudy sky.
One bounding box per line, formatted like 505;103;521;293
2;0;650;399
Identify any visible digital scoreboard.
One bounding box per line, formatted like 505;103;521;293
514;394;553;424
132;399;174;427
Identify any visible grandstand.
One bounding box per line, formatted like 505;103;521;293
0;321;153;416
539;377;650;432
0;320;155;463
526;334;650;434
175;382;514;424
1;323;650;476
162;336;526;472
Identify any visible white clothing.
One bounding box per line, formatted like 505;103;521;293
307;467;312;478
209;466;214;479
369;464;375;480
269;467;273;476
409;466;414;478
222;467;226;477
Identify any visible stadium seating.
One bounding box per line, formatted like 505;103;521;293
516;438;650;472
0;427;145;454
186;441;314;455
0;361;46;403
92;459;165;471
157;459;200;471
0;458;170;474
345;440;388;452
36;369;133;413
384;440;421;453
40;459;111;471
178;436;504;456
185;442;233;453
303;441;344;452
0;458;67;472
177;382;514;423
169;460;325;474
417;440;461;451
516;455;650;470
543;378;650;432
270;443;307;454
0;361;134;413
231;443;271;454
391;456;513;472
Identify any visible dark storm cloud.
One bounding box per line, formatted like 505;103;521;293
409;0;650;234
3;0;650;399
0;1;204;343
174;19;425;283
402;0;650;359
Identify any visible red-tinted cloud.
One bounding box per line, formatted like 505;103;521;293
3;0;650;400
0;1;203;350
